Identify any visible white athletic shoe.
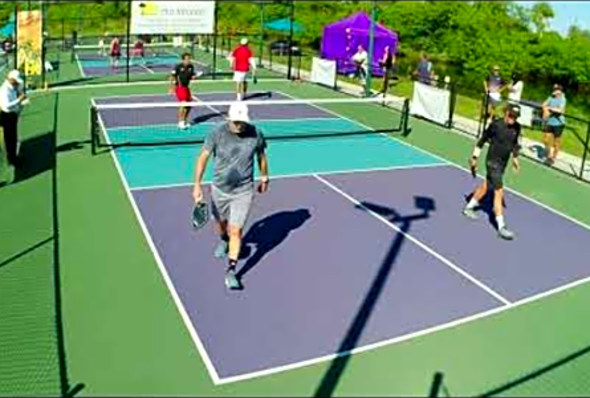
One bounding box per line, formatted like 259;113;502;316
178;121;186;129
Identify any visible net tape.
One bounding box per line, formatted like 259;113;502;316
91;96;409;152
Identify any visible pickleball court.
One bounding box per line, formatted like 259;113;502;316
91;90;590;384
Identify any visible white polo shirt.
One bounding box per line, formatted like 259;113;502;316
0;80;23;113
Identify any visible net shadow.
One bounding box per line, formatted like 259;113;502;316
313;196;436;397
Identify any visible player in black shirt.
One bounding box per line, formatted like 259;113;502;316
463;104;522;240
170;53;201;129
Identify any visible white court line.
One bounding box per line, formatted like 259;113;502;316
138;63;155;74
129;163;449;192
218;271;590;385
275;90;590;233
314;174;511;305
91;98;223;385
75;53;86;78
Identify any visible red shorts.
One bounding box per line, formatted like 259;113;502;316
175;85;191;102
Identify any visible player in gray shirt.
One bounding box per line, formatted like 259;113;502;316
193;102;269;289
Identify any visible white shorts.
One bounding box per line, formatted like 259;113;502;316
233;71;248;83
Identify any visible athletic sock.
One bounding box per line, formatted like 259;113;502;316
466;198;479;210
496;215;506;230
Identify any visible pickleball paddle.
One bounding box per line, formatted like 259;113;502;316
192;201;210;230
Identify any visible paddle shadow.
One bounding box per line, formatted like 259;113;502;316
236;209;311;284
314;196;435;397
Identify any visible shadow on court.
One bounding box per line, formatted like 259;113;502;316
464;190;507;230
0;92;85;397
237;209;312;283
314;196;436;397
427;342;590;397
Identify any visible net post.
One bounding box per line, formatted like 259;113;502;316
429;372;444;398
402;97;410;135
580;122;590;180
90;105;97;156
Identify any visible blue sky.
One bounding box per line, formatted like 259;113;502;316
520;1;590;35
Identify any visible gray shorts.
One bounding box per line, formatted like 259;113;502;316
211;185;254;228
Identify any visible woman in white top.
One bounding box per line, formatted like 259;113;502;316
351;45;368;85
508;73;524;103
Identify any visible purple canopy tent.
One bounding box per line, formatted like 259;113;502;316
321;12;398;77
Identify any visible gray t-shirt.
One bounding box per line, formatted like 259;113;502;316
203;122;266;195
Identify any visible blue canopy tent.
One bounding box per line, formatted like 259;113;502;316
0;14;15;38
264;18;303;33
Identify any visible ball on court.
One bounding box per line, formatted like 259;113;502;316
346;28;351;33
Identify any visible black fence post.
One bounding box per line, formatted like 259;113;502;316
125;0;131;83
448;81;457;129
212;2;218;80
287;0;294;80
580;122;590;180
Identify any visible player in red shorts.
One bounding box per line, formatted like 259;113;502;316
170;53;198;129
131;38;145;64
228;38;256;101
109;37;121;69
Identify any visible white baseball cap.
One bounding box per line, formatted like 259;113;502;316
228;102;250;123
240;38;248;45
7;70;23;84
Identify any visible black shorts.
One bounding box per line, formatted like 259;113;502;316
544;124;565;138
486;161;506;190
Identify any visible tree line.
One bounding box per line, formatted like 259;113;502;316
1;1;589;107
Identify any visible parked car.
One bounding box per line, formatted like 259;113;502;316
269;39;301;56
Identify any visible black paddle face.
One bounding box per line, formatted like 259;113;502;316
192;202;210;229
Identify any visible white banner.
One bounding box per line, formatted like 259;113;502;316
311;57;336;88
410;81;451;126
131;1;215;35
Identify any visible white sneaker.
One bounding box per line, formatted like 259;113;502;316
178;121;185;129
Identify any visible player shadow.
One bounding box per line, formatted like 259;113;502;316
236;209;312;286
192;111;226;124
314;196;436;397
10;132;55;184
464;191;506;230
243;91;273;101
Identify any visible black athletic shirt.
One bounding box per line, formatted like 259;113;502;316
476;119;521;166
172;63;196;87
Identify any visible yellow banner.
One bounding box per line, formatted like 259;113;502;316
17;10;43;76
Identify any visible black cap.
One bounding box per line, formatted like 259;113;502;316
507;104;521;118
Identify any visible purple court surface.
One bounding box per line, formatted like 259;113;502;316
98;91;590;383
131;167;590;382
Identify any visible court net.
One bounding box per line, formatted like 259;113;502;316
90;94;410;154
72;42;193;62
